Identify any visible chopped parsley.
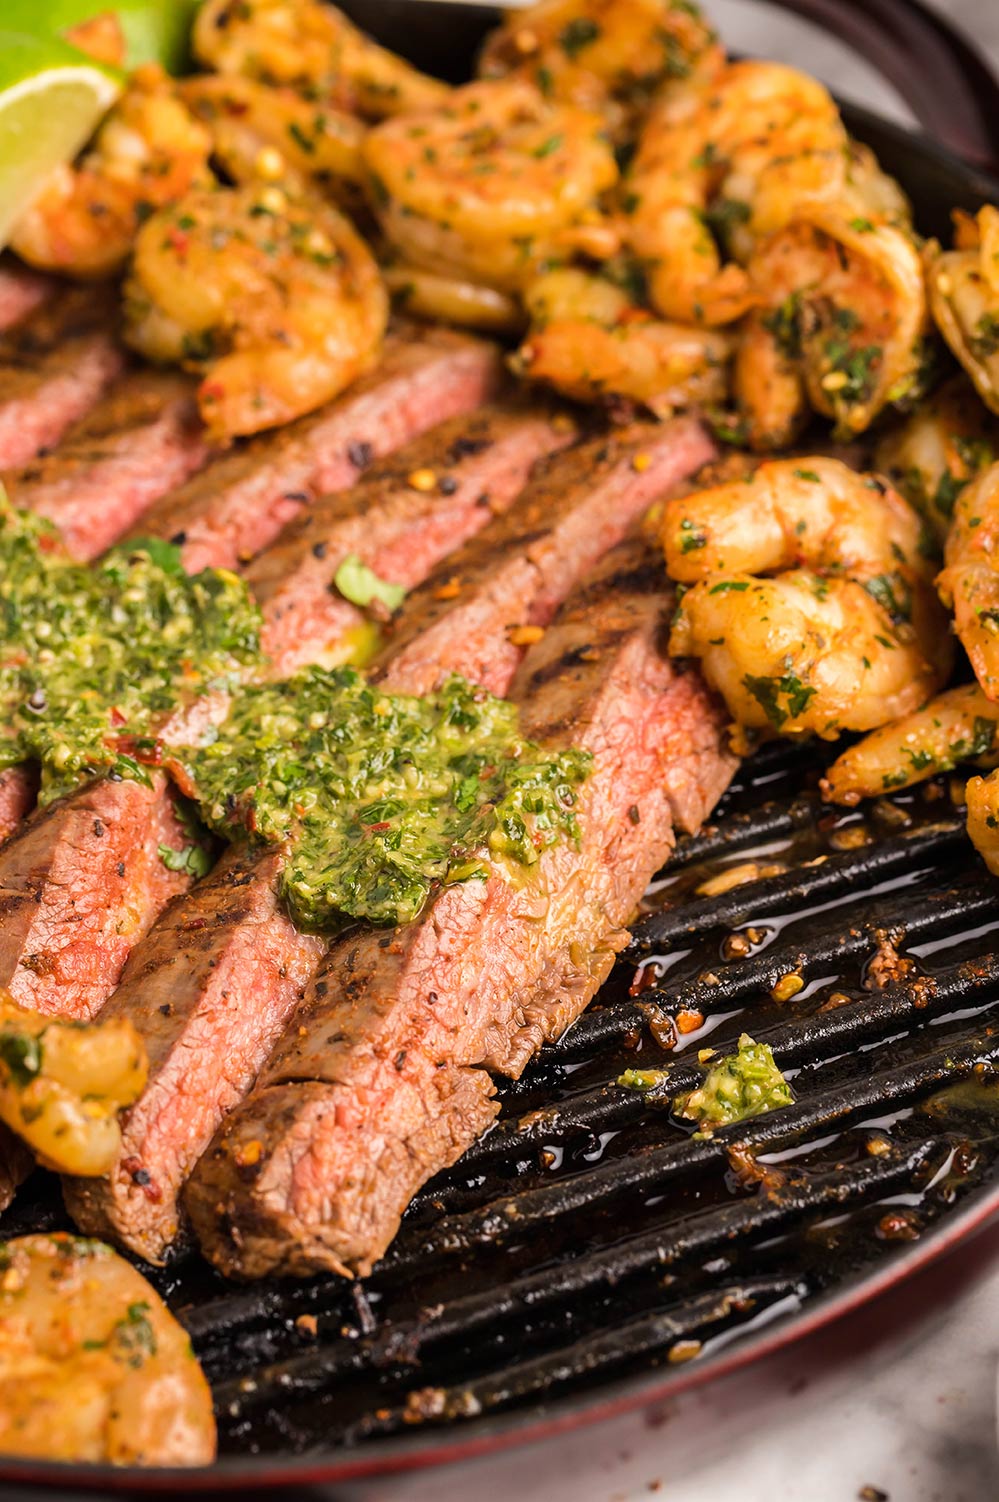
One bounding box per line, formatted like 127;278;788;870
673;1034;794;1131
559;16;600;56
678;518;708;553
742;671;817;729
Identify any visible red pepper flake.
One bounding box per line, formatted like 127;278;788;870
166;226;189;258
364;820;392;834
200;380;225;405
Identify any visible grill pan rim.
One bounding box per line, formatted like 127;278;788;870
1;101;999;1495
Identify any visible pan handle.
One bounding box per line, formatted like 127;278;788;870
773;0;999;176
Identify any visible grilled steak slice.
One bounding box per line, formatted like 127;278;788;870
248;405;578;677
374;417;714;696
62;420;712;1261
60;410;581;1258
4;372;212;560
0;287;125;469
0;774;191;1020
0;766;38;845
128;326;503;574
185;541;736;1280
0;1127;32;1215
0;263;52;333
64;845;324;1261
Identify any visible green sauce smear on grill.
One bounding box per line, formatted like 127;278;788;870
0;502;591;930
171;667;591;931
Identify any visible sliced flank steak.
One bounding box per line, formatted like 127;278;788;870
4;371;213;560
0;773;192;1021
0;766;38;846
0;286;125;469
247;403;579;678
127;325;505;575
63;419;714;1262
0;262;53;333
61;407;581;1258
185;538;736;1280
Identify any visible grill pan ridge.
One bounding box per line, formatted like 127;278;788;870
2;53;999;1502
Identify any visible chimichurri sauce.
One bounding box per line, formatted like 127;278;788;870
0;502;592;931
0;505;260;802
172;667;592;930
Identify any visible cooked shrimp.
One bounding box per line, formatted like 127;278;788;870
361;79;619;293
9;67;213;280
179;74;365;204
193;0;448;120
478;0;723;137
626;61;848;326
123;183;388;441
671;571;949;740
821;684;999;804
384;263;524;334
928;207;999;414
515;267;731;411
662;458;931;582
937;459;999;698
966;768;999;874
875;375;996;542
664;458;950;739
0;1234;215;1465
736;204;928;446
0;992;147;1177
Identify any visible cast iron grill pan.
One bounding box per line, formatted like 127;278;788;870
3;2;999;1486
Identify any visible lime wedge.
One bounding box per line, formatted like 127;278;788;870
2;1;200;72
0;32;122;250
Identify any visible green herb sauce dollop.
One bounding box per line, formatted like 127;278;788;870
172;666;591;930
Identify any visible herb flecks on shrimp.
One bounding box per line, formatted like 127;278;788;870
9;67;213;280
928;205;999;415
736;204;928;447
515;267;732;411
478;0;723;138
876;374;997;542
192;0;449;119
0;992;147;1178
626;61;849;328
123;183;388;441
361;79;619;294
936;459;999;699
822;683;999;805
663;458;951;741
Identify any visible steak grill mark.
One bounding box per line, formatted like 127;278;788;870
64;420;715;1262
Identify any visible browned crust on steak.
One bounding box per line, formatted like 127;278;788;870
185;541;737;1279
374;417;716;697
0;774;190;1020
127;326;504;574
4;371;213;560
0;286;125;468
249;403;576;677
63;845;324;1262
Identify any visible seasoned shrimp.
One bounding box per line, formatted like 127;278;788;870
936;459;999;698
0;992;147;1177
124;183;388;441
671;571;949;741
736;204;928;447
663;458;951;740
179;74;365;204
193;0;448;120
821;684;999;805
478;0;723;137
384;263;524;334
9;67;213;280
0;1234;215;1465
662;457;930;582
626;61;848;326
362;80;619;294
875;375;996;542
515;267;731;411
928;207;999;414
966;768;999;874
